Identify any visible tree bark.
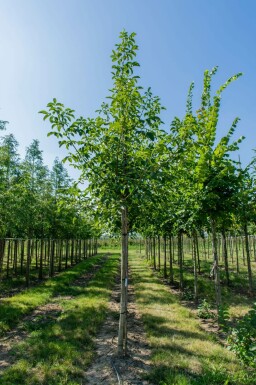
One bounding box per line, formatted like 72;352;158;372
153;237;156;270
163;235;167;278
235;235;239;274
158;235;161;271
244;223;253;294
178;230;183;291
221;230;230;286
192;232;198;303
195;232;201;274
169;235;174;284
118;206;129;357
211;218;221;317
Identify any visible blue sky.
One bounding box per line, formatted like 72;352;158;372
0;0;255;179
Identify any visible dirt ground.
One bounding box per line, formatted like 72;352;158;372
84;277;153;385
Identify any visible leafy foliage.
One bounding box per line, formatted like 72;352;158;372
0;132;96;239
228;304;256;367
197;299;214;319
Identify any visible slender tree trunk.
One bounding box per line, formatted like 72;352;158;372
211;218;221;318
163;235;167;278
203;237;207;261
229;235;234;264
146;238;149;260
244;223;253;294
0;239;5;273
153;237;156;270
242;237;245;266
195;232;201;274
39;239;44;280
172;235;175;259
169;235;174;284
26;239;31;287
253;236;256;262
178;230;183;291
235;235;239;274
118;206;129;357
14;239;18;276
20;240;24;274
158;235;161;271
192;232;198;303
221;230;230;286
207;234;210;259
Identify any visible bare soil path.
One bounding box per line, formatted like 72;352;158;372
84;273;153;385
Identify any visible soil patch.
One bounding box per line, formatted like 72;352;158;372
85;275;153;385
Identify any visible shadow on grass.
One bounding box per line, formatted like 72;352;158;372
146;363;256;385
142;313;207;341
0;254;109;335
131;257;254;385
0;255;120;385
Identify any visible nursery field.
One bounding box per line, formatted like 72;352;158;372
1;26;256;385
0;240;255;384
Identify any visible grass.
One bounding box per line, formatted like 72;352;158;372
129;250;256;385
146;247;256;322
0;253;108;335
0;253;120;385
1;240;255;384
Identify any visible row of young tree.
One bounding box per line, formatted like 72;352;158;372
0;125;97;239
41;31;255;356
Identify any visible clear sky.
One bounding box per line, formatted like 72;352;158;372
0;0;255;179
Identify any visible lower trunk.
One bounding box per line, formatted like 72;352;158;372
211;218;221;319
118;206;129;357
163;235;167;278
153;237;156;270
178;230;183;291
244;223;253;294
195;232;201;274
192;232;198;303
235;235;239;274
222;230;230;286
169;235;174;284
158;236;161;271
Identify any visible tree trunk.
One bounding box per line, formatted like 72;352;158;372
221;230;230;286
253;236;256;262
235;235;239;274
195;232;201;274
203;237;207;261
178;230;183;291
192;232;198;303
163;235;167;278
153;237;156;270
118;206;129;357
26;239;31;287
211;218;221;318
169;235;174;284
158;235;161;271
244;223;253;294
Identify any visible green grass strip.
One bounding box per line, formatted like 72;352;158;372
130;252;255;385
0;253;120;385
0;253;107;335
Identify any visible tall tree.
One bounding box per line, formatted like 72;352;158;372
40;30;165;356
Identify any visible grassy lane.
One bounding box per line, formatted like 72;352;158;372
130;252;255;385
0;253;120;385
0;254;107;336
